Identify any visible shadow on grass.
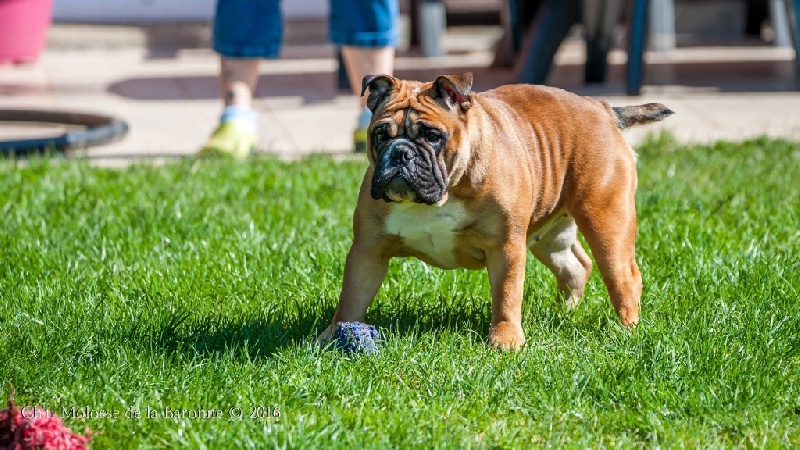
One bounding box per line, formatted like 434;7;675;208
122;283;591;360
125;293;512;360
368;294;494;337
124;308;322;360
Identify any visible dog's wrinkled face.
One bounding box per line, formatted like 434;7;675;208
362;72;474;205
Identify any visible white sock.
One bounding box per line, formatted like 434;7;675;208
220;106;258;133
356;107;372;130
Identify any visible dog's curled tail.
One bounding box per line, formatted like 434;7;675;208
607;102;674;130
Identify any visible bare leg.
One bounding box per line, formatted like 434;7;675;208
341;46;395;108
219;57;260;107
199;57;261;157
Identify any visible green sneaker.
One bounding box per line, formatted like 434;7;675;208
198;121;256;159
353;127;368;153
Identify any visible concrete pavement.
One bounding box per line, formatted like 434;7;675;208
1;21;798;161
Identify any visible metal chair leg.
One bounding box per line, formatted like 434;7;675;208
507;0;523;54
787;0;800;89
626;0;649;96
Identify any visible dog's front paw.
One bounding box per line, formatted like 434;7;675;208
618;305;639;328
488;322;525;351
313;324;335;348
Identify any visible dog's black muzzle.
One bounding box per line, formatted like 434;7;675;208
370;139;444;205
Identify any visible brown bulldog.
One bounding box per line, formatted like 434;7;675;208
319;73;672;350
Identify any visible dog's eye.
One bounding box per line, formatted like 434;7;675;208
424;129;443;143
374;128;389;142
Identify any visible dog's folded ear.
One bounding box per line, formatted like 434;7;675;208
361;74;397;113
434;72;473;112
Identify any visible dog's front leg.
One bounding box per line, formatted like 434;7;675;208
486;238;528;351
316;243;389;343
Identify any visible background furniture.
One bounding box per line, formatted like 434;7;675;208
626;0;800;94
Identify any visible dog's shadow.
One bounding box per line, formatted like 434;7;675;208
133;293;506;360
127;308;317;360
130;269;588;360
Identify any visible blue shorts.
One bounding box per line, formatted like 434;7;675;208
213;0;399;59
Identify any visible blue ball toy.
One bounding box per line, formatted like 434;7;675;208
331;322;380;355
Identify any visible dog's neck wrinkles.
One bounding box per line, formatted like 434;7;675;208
384;200;468;269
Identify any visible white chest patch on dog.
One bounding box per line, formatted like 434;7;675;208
385;201;468;269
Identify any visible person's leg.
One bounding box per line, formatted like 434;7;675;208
342;46;394;145
341;46;395;109
220;58;260;109
518;0;581;84
582;0;624;84
200;0;282;158
330;0;398;152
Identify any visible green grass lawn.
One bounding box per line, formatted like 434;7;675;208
2;136;799;448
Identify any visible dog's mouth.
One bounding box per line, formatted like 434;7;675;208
372;170;424;203
382;174;418;203
370;139;449;205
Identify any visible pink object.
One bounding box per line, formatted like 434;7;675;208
0;0;53;65
0;392;91;450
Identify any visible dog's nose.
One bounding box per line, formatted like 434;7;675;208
390;145;415;162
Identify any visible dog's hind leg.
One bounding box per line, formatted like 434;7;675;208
568;174;642;327
530;215;593;309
